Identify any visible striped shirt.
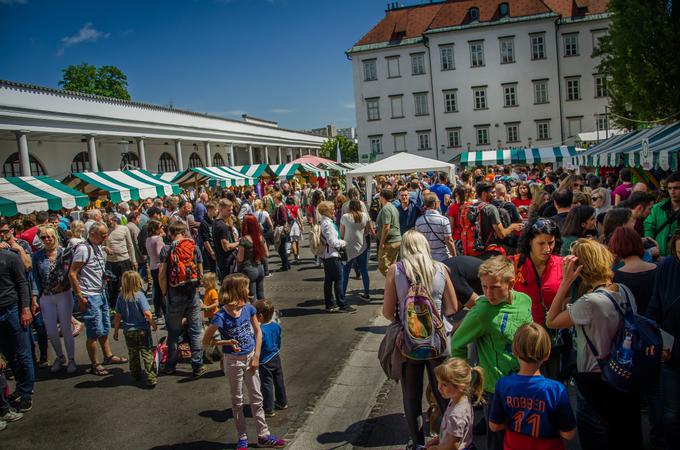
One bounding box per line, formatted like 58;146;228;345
415;210;452;262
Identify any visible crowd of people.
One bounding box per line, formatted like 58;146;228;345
0;165;679;450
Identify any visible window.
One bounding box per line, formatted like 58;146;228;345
440;45;455;71
530;33;546;60
414;92;429;116
120;152;139;170
366;98;380;121
71;151;99;173
596;115;609;131
390;95;404;118
393;133;407;152
469;41;485;67
417;131;431;150
369;135;383;154
566;77;581;101
563;33;579;57
499;37;515;64
536;120;551;140
594;75;607;98
503;83;518;107
443;90;458;113
473;86;487;110
469;7;479;21
446;128;461;148
213;153;224;166
476;126;490;145
506;123;520;143
499;3;509;17
387;56;400;78
363;59;377;81
592;29;608;54
158;152;177;172
567;117;582;137
533;79;549;104
2;152;46;177
188;152;202;168
411;53;426;75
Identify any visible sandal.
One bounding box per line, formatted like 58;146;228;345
90;364;109;376
103;355;128;365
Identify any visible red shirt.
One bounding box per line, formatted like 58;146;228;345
512;254;563;324
505;430;565;450
611;182;633;204
446;203;462;240
18;226;39;252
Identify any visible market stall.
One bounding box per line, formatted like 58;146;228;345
152;171;180;183
0;176;90;216
171;167;255;187
298;163;330;178
320;161;348;175
233;164;276;179
458;146;582;167
68;169;180;202
268;163;301;180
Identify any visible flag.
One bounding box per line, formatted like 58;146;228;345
336;140;342;163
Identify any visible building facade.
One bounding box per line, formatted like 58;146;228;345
348;0;611;162
0;80;324;179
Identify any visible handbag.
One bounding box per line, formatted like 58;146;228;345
378;320;405;381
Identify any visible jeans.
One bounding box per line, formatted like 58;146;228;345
150;269;166;319
322;257;347;309
124;328;156;384
106;259;132;309
482;391;505;450
648;363;680;446
400;358;447;446
41;290;76;361
223;351;270;440
259;354;288;412
277;236;290;270
0;304;35;400
29;310;48;362
341;246;370;297
81;292;111;340
165;290;203;371
241;263;265;300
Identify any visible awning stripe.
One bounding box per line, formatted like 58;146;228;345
459;147;580;166
269;163;300;179
71;170;179;202
0;176;90;216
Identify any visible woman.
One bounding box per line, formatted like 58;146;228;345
512;218;570;380
447;185;468;250
383;230;458;447
560;205;596;256
68;220;85;248
600;207;636;245
253;199;274;277
609;227;657;315
104;213;137;309
558;174;585;192
512;181;532;220
272;192;291;272
285;196;304;264
591;187;612;217
237;214;267;300
145;220;166;320
340;199;373;300
334;194;347;225
528;189;551;221
317;201;353;313
572;191;592;207
546;239;642;450
31;226;77;374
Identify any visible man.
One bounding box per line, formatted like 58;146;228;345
194;192;208;224
492;183;521;250
213;199;239;281
613;168;634;205
415;193;456;261
407;180;423;210
475;182;523;258
272;192;291;272
115;202;130;225
158;222;205;378
645;172;680;256
430;174;452;214
621;191;656;238
69;222;126;377
136;206;162;262
83;209;103;238
548;190;574;229
376;189;401;276
396;187;421;234
238;189;255;220
199;201;217;273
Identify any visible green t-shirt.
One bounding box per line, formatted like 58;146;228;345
560;235;578;256
376;202;402;244
451;290;533;393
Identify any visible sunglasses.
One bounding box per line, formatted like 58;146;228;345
573;184;583;188
592;196;602;200
0;228;11;234
40;235;54;241
532;218;557;233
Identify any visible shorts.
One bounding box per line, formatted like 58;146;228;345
81;292;111;340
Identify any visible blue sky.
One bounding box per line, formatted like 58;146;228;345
0;0;418;129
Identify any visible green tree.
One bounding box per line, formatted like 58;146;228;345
597;0;680;127
59;63;131;100
319;136;358;162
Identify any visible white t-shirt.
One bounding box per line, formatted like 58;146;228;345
72;242;106;296
340;212;369;260
439;396;474;449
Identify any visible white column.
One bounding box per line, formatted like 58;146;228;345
175;140;184;171
264;146;270;164
287;147;293;163
204;142;212;166
277;146;282;164
136;138;147;171
228;144;235;166
315;148;320;156
248;145;254;165
16;131;30;177
87;135;98;172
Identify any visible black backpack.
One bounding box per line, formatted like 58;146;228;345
369;196;381;222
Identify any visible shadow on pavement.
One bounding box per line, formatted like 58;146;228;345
355;325;387;335
72;368;129;388
198;405;252;423
353;413;410;448
278;307;329;317
302;277;325;282
297;299;325;307
149;440;226;450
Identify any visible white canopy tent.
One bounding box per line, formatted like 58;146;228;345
346;153;456;201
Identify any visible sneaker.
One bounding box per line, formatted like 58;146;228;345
51;356;66;373
16;398;32;413
1;409;23;423
265;272;273;278
0;420;6;432
257;435;285;448
325;306;339;313
358;293;371;301
37;359;49;368
339;305;357;313
236;438;249;450
274;404;288;410
66;360;78;374
193;365;207;378
71;320;83;337
264;410;276;417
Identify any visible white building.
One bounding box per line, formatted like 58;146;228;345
0;80;324;179
347;0;611;162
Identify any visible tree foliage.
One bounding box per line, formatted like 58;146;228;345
59;63;131;100
319;136;358;162
597;0;680;127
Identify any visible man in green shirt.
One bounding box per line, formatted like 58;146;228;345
644;172;680;256
375;189;401;276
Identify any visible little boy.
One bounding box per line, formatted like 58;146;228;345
489;323;576;449
254;299;288;417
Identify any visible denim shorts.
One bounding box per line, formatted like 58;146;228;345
81;292;111;340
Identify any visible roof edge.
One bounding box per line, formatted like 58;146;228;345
426;11;559;35
558;11;613;24
347;36;425;55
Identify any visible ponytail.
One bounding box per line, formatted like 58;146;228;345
470;366;485;406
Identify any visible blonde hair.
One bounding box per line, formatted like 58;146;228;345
399;230;446;297
512;323;551;364
202;272;218;292
69;220;84;239
253;199;263;211
572;191;592;207
317;201;335;219
570;238;614;290
219;273;250;306
478;255;515;284
434;358;485;406
120;271;143;301
38;225;59;243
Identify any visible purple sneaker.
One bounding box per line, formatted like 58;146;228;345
257;434;285;448
236;438;249;450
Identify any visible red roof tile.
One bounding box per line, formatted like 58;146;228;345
354;3;442;46
429;0;551;30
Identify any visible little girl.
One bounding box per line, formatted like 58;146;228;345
202;273;285;450
426;358;484;450
201;272;219;324
113;271;158;387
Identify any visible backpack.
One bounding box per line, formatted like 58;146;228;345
459;202;485;256
581;286;662;394
308;223;325;257
369;196;381;222
138;224;149;257
397;262;448;360
167;239;200;288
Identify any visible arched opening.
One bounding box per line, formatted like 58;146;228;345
469;7;479;21
213;153;224;167
120;152;140;170
2;152;46;177
188;152;202;168
71;151;101;173
158;152;177;172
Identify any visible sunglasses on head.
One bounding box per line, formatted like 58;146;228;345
592;196;602;200
573;183;583;188
532;218;557;234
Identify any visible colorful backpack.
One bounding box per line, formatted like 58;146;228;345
308;223;325;257
168;239;200;288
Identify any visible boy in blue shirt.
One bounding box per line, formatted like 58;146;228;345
255;299;288;417
489;323;576;450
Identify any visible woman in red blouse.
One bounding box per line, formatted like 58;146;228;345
512;181;532;219
447;185;469;250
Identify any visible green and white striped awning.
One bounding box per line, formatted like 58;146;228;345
172;167;255;187
269;163;300;180
321;162;348;175
0;176;90;216
70;170;180;203
299;163;330;178
234;164;275;179
339;162;365;170
459;147;580;167
152;172;180;183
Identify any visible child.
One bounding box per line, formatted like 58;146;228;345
201;272;219;324
450;256;533;450
489;323;576;449
113;271;158;387
426;358;484;450
202;273;285;450
254;299;288;417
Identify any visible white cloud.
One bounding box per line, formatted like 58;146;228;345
57;23;110;56
0;0;28;4
271;108;293;114
343;102;356;109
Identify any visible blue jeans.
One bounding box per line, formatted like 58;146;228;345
150;269;166;319
278;236;290;270
341;246;370;297
30;311;48;362
81;292;111;340
165;290;203;371
323;257;346;309
0;304;35;400
649;363;680;445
